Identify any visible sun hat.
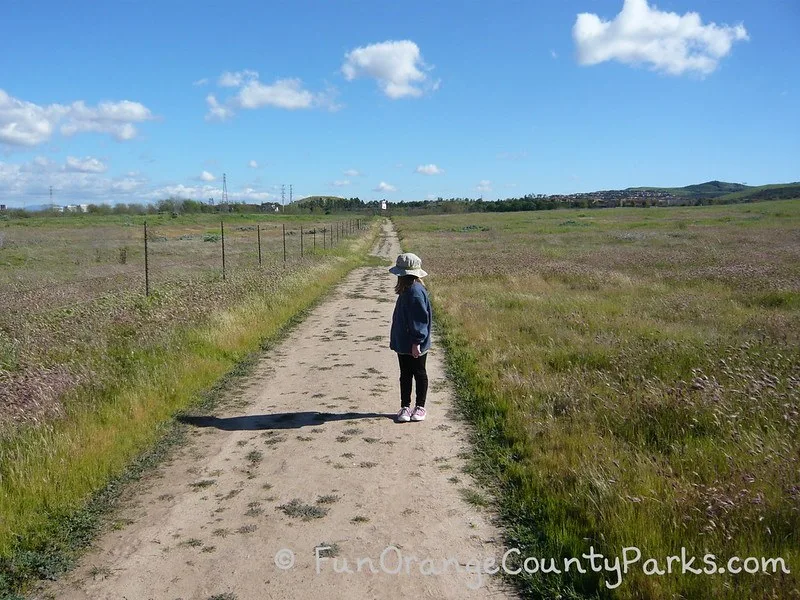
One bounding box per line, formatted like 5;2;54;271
389;253;428;277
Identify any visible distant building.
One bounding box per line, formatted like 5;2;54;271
260;202;281;213
0;204;6;211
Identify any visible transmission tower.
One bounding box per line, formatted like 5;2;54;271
289;184;293;204
49;186;53;209
281;184;285;205
222;173;229;204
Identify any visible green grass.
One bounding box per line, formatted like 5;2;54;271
0;219;378;597
394;200;800;599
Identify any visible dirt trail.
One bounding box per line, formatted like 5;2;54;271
41;220;513;600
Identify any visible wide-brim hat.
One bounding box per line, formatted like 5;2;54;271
389;252;428;277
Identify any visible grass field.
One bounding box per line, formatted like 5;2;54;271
0;213;375;596
393;200;799;599
0;213;361;426
0;213;357;309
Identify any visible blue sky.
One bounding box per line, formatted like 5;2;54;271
0;0;797;207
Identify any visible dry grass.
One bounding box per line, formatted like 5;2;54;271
394;200;799;599
0;214;365;429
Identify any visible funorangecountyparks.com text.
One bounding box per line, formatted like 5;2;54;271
273;545;791;590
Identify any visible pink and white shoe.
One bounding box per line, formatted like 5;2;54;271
396;407;412;423
410;406;427;422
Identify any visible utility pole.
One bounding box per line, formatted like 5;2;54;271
49;186;53;210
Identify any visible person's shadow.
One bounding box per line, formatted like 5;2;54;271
177;411;393;431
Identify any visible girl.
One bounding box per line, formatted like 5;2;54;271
389;253;433;422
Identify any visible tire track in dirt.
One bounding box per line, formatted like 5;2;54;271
39;220;514;600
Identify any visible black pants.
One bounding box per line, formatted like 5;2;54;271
398;353;428;408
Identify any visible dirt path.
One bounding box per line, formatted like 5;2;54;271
40;220;513;600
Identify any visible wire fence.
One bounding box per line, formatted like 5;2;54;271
0;217;369;313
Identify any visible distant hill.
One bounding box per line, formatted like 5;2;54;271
627;180;751;197
717;183;800;203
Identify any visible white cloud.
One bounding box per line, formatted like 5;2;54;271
59;100;154;140
374;181;397;192
248;160;259;168
65;156;107;173
0;90;59;146
550;49;558;59
237;78;314;110
199;170;215;182
218;70;259;87
573;0;749;76
146;184;273;203
332;179;350;187
0;89;155;147
342;40;434;99
476;180;492;193
205;94;234;121
0;157;279;207
415;163;444;175
0;157;148;205
314;85;344;112
192;78;209;86
343;169;360;177
204;72;335;119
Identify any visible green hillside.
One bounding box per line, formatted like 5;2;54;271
628;180;751;197
716;182;800;202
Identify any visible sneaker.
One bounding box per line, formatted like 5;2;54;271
396;407;412;423
410;406;427;422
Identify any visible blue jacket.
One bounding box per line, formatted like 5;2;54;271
390;281;432;355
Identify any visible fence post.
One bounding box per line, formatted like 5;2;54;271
257;224;262;266
323;227;326;250
144;221;150;296
313;228;316;254
300;225;304;259
282;223;287;266
221;220;226;281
